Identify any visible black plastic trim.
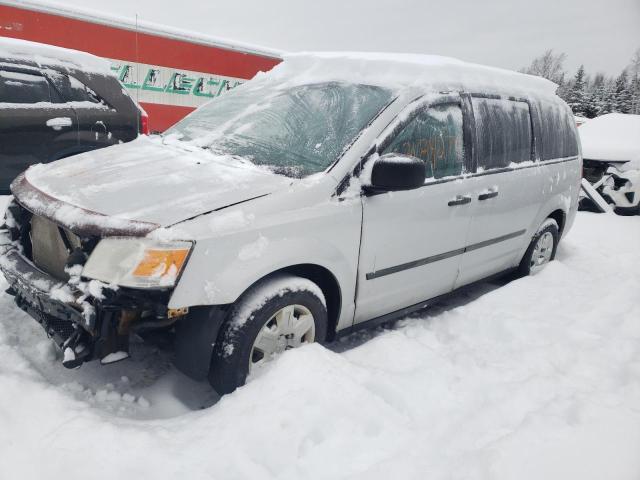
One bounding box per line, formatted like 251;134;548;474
478;190;499;200
174;305;230;381
464;229;526;252
366;229;526;280
448;195;472;206
366;247;465;280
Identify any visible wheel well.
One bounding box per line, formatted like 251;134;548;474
277;264;342;342
547;209;566;236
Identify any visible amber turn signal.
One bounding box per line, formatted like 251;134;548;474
133;248;189;278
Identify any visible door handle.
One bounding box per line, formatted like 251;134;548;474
448;195;472;206
46;117;72;131
478;188;499;201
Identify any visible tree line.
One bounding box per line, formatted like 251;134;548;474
520;49;640;118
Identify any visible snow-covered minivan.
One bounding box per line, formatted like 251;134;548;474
0;53;581;394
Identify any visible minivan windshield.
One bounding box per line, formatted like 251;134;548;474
165;82;393;178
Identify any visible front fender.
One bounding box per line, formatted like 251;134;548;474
168;202;362;332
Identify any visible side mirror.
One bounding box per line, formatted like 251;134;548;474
366;154;426;192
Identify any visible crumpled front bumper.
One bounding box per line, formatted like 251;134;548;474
0;195;182;371
0;244;97;367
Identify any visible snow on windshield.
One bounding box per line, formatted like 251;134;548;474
163;51;557;178
166;82;393;177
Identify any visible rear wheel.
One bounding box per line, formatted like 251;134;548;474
208;274;327;395
517;219;559;276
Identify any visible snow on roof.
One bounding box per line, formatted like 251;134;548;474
262;51;558;97
0;36;113;75
4;0;281;59
578;113;640;162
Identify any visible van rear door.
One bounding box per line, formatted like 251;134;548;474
455;96;542;287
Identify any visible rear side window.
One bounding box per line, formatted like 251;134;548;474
67;75;103;103
472;97;532;170
47;71;104;104
382;103;465;179
0;70;51;104
536;101;579;160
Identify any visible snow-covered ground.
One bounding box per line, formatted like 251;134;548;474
0;197;639;479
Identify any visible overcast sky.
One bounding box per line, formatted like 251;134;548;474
59;0;640;76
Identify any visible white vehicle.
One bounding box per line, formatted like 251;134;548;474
579;113;640;215
0;53;581;394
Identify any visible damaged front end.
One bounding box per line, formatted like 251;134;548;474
581;159;640;215
0;191;189;369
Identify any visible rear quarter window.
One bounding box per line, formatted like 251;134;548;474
47;71;106;105
536;100;579;160
472;97;533;170
0;70;51;104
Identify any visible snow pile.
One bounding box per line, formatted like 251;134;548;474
578;113;640;162
0;36;113;75
261;51;558;97
0;200;639;478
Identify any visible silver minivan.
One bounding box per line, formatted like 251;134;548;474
0;53;581;394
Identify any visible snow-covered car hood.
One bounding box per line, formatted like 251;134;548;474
579;113;640;163
14;136;292;233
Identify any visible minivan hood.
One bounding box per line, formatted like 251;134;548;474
19;136;291;230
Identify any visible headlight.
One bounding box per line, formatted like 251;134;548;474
82;238;193;288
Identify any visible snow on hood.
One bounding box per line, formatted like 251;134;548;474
22;136;291;228
259;51;558;97
578;113;640;163
0;37;112;75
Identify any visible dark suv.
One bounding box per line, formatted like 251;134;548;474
0;38;147;193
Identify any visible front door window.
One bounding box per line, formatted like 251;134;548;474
382;103;465;179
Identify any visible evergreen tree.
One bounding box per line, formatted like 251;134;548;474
582;87;599;118
627;48;640;114
631;74;640;114
595;79;615;116
520;48;640;117
612;70;632;113
566;65;587;116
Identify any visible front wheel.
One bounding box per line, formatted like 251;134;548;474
208;274;328;395
517;219;560;276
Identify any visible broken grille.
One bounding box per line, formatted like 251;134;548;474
30;215;81;280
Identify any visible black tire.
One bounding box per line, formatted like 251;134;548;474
208;274;328;395
517;219;560;276
614;204;640;216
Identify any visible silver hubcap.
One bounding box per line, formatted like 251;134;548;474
530;231;554;274
250;304;315;370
